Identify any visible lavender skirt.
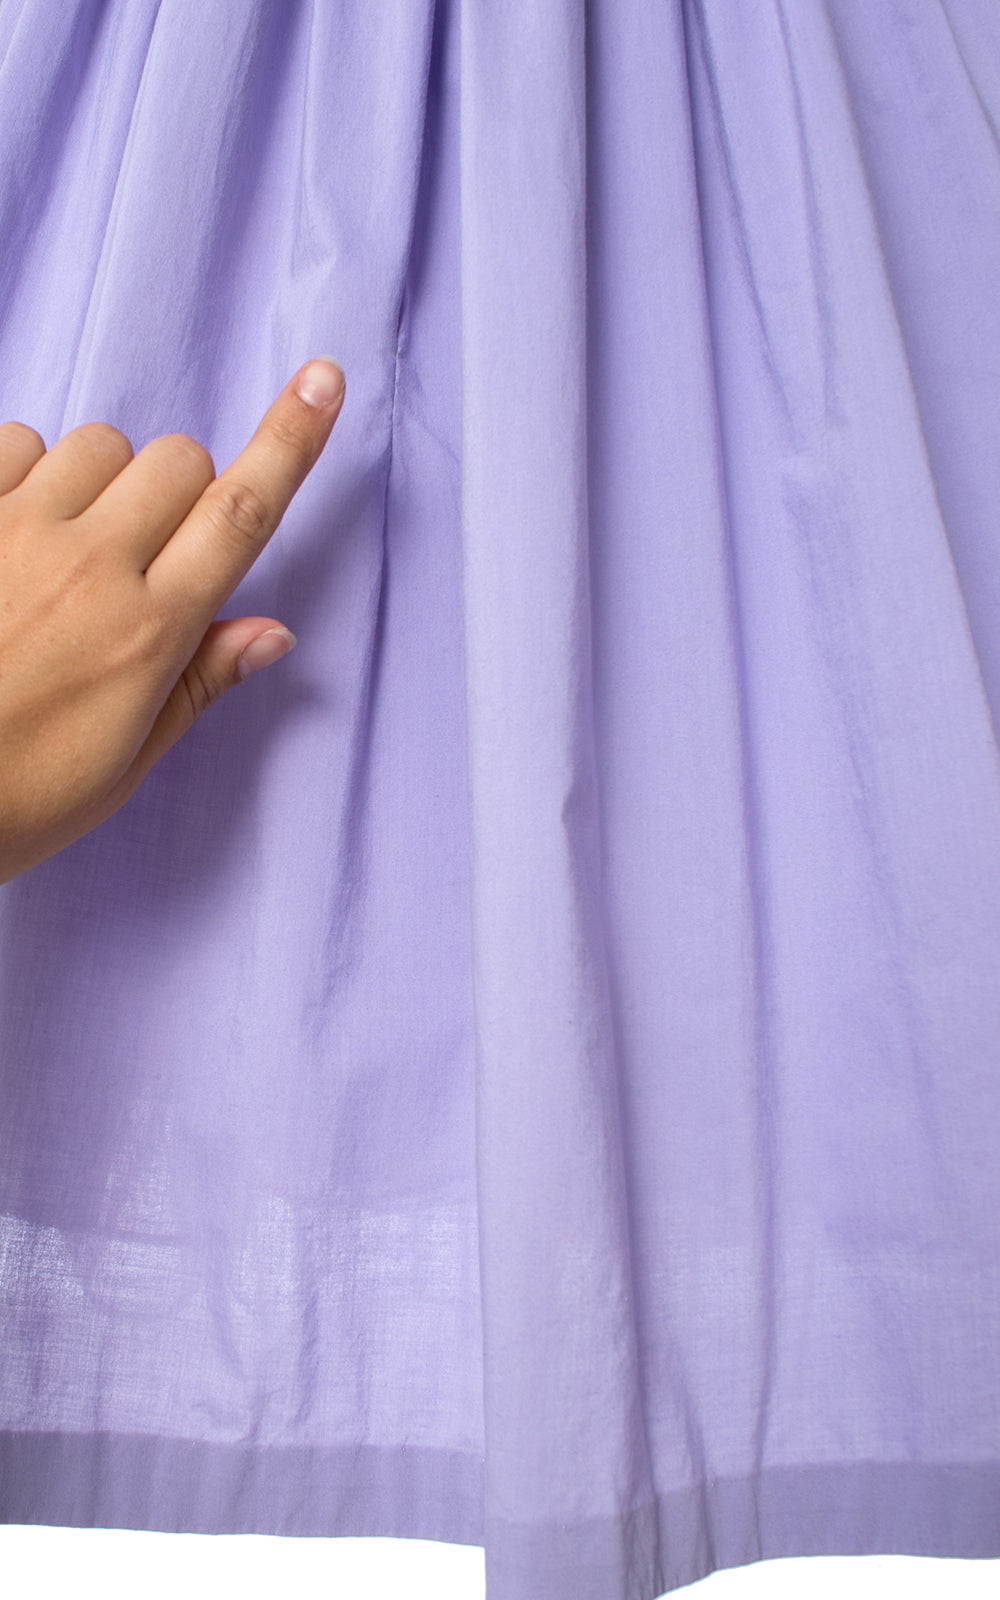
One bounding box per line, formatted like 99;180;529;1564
1;3;998;1596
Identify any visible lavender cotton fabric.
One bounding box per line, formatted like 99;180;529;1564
2;2;1000;1596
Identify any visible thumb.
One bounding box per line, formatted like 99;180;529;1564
110;617;296;807
163;613;296;727
180;615;298;706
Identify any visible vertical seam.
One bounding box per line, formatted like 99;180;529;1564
380;0;438;540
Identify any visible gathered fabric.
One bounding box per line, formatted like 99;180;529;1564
1;3;999;1596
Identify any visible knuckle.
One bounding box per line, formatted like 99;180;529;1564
267;411;313;457
203;478;271;549
0;420;44;451
163;433;215;480
76;421;134;461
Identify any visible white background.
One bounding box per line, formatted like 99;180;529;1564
0;1530;998;1598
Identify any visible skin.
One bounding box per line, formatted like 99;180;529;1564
0;355;345;886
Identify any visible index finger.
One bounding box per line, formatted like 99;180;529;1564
144;357;345;614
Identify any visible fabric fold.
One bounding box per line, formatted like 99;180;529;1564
458;1;658;1593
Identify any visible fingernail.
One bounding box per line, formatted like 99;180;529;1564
237;627;297;682
296;357;345;409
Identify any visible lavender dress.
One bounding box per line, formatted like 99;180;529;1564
1;3;998;1597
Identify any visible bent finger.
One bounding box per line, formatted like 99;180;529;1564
79;433;217;571
16;422;134;520
0;421;47;497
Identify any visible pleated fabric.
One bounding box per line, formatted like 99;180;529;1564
1;3;999;1597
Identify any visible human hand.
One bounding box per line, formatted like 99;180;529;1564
0;355;345;886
